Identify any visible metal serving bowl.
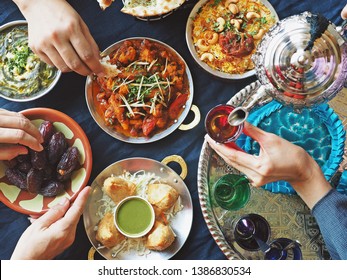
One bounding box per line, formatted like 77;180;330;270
83;156;193;260
0;20;61;102
185;0;279;80
85;37;195;144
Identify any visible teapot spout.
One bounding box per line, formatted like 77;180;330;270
228;86;271;126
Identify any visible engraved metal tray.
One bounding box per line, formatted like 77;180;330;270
197;81;347;260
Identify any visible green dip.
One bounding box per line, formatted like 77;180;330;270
0;24;58;99
116;197;153;236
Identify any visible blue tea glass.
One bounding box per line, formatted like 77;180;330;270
233;214;271;251
265;238;302;260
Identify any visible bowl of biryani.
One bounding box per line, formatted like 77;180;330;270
186;0;278;79
85;37;194;144
0;20;61;102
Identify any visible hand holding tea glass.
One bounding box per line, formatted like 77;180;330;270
205;122;332;209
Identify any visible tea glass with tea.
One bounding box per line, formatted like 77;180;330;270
233;213;271;251
213;174;251;211
205;104;244;144
233;214;303;259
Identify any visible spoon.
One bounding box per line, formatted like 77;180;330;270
265;239;301;260
253;235;271;253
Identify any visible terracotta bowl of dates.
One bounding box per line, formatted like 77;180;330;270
0;108;93;215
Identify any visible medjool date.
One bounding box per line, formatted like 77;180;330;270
3;118;81;198
4;158;18;168
27;168;43;193
39;120;55;145
17;161;32;174
16;154;30;163
47;132;67;165
42;164;54;181
56;146;79;181
5;168;27;190
30;149;47;170
40;180;65;197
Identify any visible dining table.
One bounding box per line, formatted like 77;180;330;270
0;0;346;260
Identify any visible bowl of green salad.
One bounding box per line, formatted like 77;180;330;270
0;20;61;102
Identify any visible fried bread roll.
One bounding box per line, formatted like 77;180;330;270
152;205;168;225
96;212;125;248
146;183;179;211
145;221;175;251
103;176;136;204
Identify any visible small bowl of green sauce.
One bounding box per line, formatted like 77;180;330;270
0;20;61;102
114;196;155;238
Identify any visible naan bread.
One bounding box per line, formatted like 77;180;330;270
100;56;121;77
97;0;114;10
121;0;186;17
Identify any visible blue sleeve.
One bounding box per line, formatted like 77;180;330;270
311;189;347;260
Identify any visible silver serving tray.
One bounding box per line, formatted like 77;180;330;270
0;20;61;102
197;81;347;260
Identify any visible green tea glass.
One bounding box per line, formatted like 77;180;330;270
213;174;250;211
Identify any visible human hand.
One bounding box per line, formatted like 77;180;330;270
205;122;332;208
13;0;103;76
341;3;347;19
11;186;91;260
0;109;43;161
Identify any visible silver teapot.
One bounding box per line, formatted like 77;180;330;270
228;11;347;126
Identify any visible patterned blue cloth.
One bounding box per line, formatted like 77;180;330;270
236;101;346;194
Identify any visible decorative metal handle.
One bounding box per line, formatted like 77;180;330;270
337;19;347;37
179;104;201;131
88;247;97;260
161;155;188;179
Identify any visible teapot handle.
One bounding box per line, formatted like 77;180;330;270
340;20;347;89
337;19;347;38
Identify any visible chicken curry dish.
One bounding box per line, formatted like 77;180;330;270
93;38;191;138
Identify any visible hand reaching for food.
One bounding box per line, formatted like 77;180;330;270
13;0;104;76
11;186;91;260
205;122;332;209
0;109;43;160
341;3;347;19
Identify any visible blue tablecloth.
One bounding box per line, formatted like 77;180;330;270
0;0;346;260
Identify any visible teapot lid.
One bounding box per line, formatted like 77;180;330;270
254;11;346;106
